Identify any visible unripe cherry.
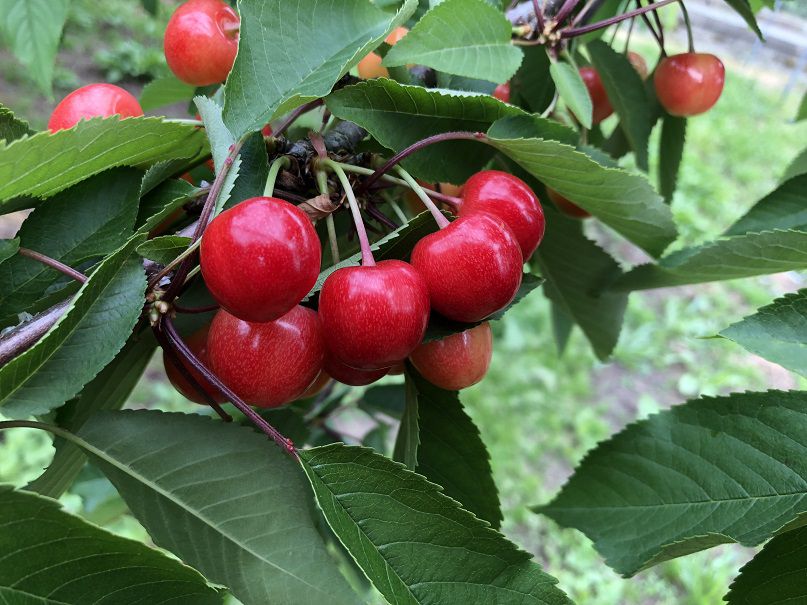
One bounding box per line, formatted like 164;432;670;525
357;27;408;79
163;325;225;404
48;84;143;132
493;82;511;103
627;51;649;80
654;52;725;117
410;322;493;390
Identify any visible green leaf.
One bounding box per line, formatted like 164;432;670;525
393;375;420;469
724;524;807;604
384;0;522;83
139;76;197;111
783;148;807;182
223;0;418;136
136;178;198;235
360;384;407;417
536;390;807;576
140;0;159;15
511;46;555;114
0;237;19;265
0;117;207;208
195;96;235;174
725;175;807;236
137;235;192;265
301;443;572;604
797;91;807;121
550;301;574;355
613;229;807;291
721;0;764;40
0;0;69;94
225;131;270;209
658;114;687;202
718;289;807;378
73;410;358;605
488;117;677;257
0;236;146;418
549;61;593;129
0;103;34;142
589;41;652;171
534;207;627;360
0;486;222;605
0;169;142;320
408;368;502;528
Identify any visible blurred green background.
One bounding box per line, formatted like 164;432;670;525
1;1;807;604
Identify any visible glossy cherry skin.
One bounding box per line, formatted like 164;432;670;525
579;67;613;124
164;0;239;86
357;27;408;79
411;214;523;323
627;51;649;80
163;325;226;405
300;370;332;398
410;322;492;391
48;84;143;132
493;82;511;103
200;197;321;323
654;53;725;117
546;187;590;219
460;170;545;260
324;351;390;386
318;259;430;370
207;306;324;408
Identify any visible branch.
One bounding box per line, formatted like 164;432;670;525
561;0;677;37
282;120;368;162
0;300;71;366
18;248;87;284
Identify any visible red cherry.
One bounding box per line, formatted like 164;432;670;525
207;306;324;408
163;325;225;404
318;260;430;370
579;67;613;124
410;213;523;323
410;322;492;390
300;370;331;398
627;51;649;80
47;84;143;132
261;124;273;137
493;82;511;103
546;187;590;219
164;0;239;86
654;52;725;117
324;351;390;386
460;170;545;260
200;197;321;323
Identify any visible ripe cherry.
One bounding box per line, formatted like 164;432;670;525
164;0;239;86
579;67;613;124
200;197;321;323
411;213;523;323
654;53;725;117
48;84;143;132
207;306;324;408
319;259;430;370
357;27;408;79
493;82;511;103
163;325;225;404
410;322;492;391
460;170;545;260
324;351;390;386
546;187;590;219
627;51;649;80
300;370;331;398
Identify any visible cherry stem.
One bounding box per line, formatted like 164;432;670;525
561;0;677;37
18;248;87;284
678;0;694;52
357;131;488;192
263;156;290;197
635;0;665;51
160;315;298;458
271;99;324;138
326;160;376;267
338;163;461;208
396;168;450;229
316;170;341;263
532;0;545;33
554;0;581;25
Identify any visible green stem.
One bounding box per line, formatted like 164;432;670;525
316;170;340;263
263;156;290;197
678;0;694;52
323;160;376;267
396;167;450;229
388;197;408;223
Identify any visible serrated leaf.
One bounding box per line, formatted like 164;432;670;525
225;131;270;209
0;237;19;265
71;410;358;605
0;117;207;209
360;384;407;417
0;169;141;320
301;443;572;604
0;103;34;142
724;524;807;604
0;236;146;418
550;301;574;355
0;486;222;605
136;178;198;235
408;368;502;528
725;175;807;236
195;96;235;173
721;0;764;40
393;376;420;469
488;117;677;257
511;45;555;113
536;390;807;576
589;41;652;171
550;61;593;129
139;76;197;111
783;148;807;182
718;289;807;378
658;114;686;202
137;235;192;265
613;229;807;291
223;0;417;136
384;0;522;83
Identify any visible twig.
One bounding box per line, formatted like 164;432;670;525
271;99;324;138
561;0;676;37
0;300;71;366
18;248;87;284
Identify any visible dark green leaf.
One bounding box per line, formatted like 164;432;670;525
0;103;34;142
0;236;146;418
301;443;572;604
721;0;764;40
140;0;159;15
360;384;407;417
224;131;270;209
536;390;807;576
139;76;197;111
550;61;593;129
658;114;687;202
136;178;198;235
392;375;420;469
384;0;522;83
223;0;417;136
137;235;192;265
0;486;222;605
0;237;19;265
797;90;807;121
511;46;555;114
550;301;574;355
725;175;807;236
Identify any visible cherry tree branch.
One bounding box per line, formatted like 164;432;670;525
18;248;87;284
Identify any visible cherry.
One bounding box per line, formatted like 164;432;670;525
207;306;324;408
440;182;464;197
460;170;545;260
164;0;239;86
493;82;511;103
654;53;725;117
48;84;143;132
261;124;273;137
546;187;590;219
200;197;321;323
163;325;225;404
410;322;492;391
324;351;390;386
357;27;408;79
300;370;331;398
627;51;649;80
410;213;523;323
318;259;430;370
579;67;613;125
